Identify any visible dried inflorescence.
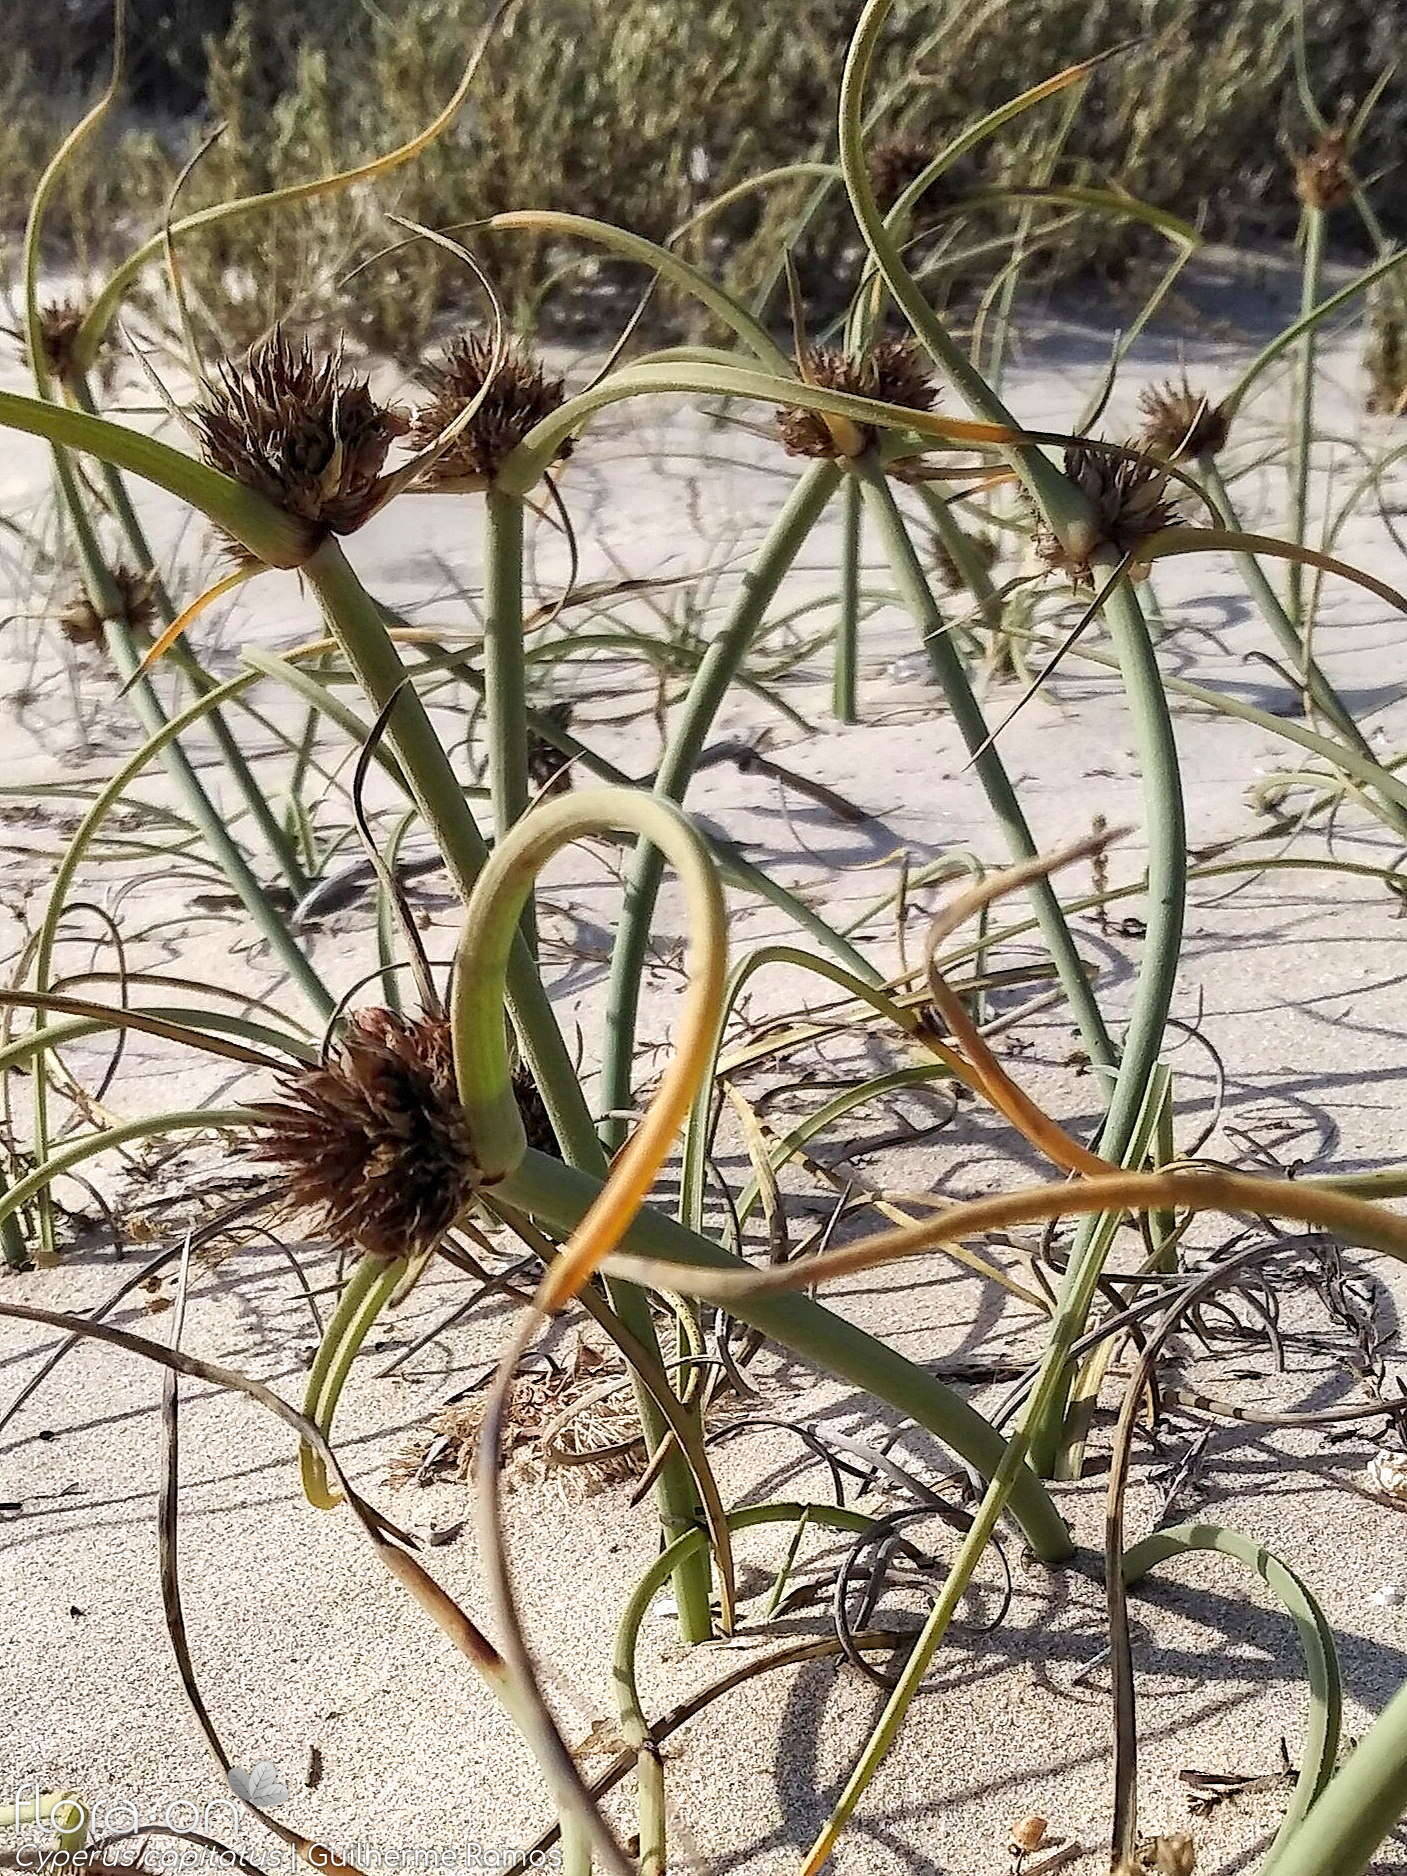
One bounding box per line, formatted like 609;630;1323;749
1138;378;1231;461
868;133;942;215
932;527;999;592
251;1008;555;1261
409;333;571;485
1293;129;1353;211
526;701;575;799
30;299;89;385
193;329;408;541
57;564;159;649
776;340;937;459
1034;441;1183;586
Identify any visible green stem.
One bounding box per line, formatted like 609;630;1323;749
1025;569;1186;1477
1289;207;1325;630
302;538;588;1148
1259;1679;1407;1876
861;464;1114;1070
304;539;714;1646
20;457;331;1263
484;486;534;946
299;1255;407;1507
484;486;530;836
67;371;310;893
833;472;862;723
1123;1524;1341;1862
598;460;841;1153
615;1502;876;1876
497;1147;1072;1562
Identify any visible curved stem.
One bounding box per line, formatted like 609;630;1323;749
835;0;1089;540
66;371;311;893
614;1502;877;1876
1026;567;1185;1477
299;1256;408;1509
496;1147;1072;1562
861;465;1114;1069
598;460;840;1153
1260;1678;1407;1876
449;784;727;1647
452;788;726;1299
302;538;594;1161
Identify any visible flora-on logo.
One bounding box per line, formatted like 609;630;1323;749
225;1765;289;1810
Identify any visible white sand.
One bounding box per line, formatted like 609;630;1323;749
3;247;1407;1874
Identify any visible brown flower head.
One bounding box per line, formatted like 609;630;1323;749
1138;378;1231;461
868;134;942;214
58;564;159;649
250;1008;554;1260
1293;129;1352;211
1035;440;1183;586
409;334;571;486
777;340;937;459
932;527;999;592
30;300;88;385
527;701;574;799
193;329;407;542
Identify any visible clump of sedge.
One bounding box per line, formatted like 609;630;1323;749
1034;440;1183;586
1137;377;1231;461
193;328;407;542
410;334;571;485
251;1009;554;1261
777;340;937;459
58;564;158;649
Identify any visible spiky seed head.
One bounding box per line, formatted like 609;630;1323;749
193;329;407;543
932;528;999;592
58;564;159;649
250;1009;554;1261
868;134;938;212
1294;130;1352;210
777;340;937;459
30;299;89;385
1035;440;1183;586
409;334;572;486
526;701;574;799
1138;379;1231;461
